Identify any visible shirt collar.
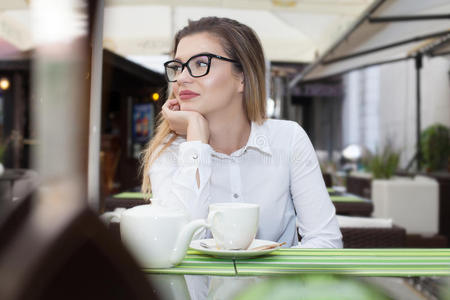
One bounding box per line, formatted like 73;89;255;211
243;121;272;156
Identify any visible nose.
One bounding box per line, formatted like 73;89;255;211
176;65;193;84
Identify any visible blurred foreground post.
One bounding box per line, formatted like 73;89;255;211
87;0;104;211
32;0;90;208
0;2;158;299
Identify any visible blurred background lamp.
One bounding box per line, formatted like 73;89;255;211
152;92;159;101
342;144;363;161
0;78;10;90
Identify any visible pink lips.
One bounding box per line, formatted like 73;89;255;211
179;90;200;100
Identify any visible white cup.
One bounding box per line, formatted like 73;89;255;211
208;202;259;250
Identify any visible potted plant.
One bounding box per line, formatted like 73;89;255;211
345;146;398;198
421;123;450;172
369;144;439;235
366;144;400;180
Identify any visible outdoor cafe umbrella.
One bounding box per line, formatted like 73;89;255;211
289;0;450;171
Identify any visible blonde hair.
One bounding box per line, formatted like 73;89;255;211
141;17;267;197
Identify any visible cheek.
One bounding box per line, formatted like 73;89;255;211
200;74;220;89
200;70;233;95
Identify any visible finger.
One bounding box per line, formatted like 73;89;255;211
162;103;177;120
162;101;169;112
162;103;171;118
164;99;176;111
163;98;175;106
162;100;171;111
167;98;178;106
169;100;180;111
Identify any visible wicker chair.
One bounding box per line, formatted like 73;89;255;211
340;225;406;248
104;196;148;212
297;225;406;248
346;175;372;198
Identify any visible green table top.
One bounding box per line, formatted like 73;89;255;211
329;195;366;203
143;251;236;276
112;191;364;203
143;248;450;277
113;192;147;199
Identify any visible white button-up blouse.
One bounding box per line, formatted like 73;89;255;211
149;119;343;248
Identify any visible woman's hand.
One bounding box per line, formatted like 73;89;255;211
162;98;187;135
162;98;210;143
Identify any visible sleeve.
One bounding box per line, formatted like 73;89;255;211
289;124;343;248
149;140;213;239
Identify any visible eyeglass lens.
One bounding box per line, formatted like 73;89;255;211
165;55;210;81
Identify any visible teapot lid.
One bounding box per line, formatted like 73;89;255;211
123;199;187;217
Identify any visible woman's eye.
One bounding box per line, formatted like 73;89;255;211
196;61;208;68
191;56;209;68
169;65;182;72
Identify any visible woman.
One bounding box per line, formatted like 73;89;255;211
141;17;342;248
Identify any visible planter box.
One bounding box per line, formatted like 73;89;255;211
397;171;450;247
371;177;439;235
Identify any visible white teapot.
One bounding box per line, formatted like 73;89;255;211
103;200;206;268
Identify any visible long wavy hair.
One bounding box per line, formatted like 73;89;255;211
140;17;267;197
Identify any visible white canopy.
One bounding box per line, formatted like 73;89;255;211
290;0;450;84
0;0;375;63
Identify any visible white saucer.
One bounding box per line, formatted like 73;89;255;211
189;239;281;259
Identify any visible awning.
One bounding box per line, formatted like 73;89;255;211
288;0;450;171
0;0;376;63
289;0;450;85
424;36;450;57
102;0;376;63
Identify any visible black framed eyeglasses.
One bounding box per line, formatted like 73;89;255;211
163;53;240;82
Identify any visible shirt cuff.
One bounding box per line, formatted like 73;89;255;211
178;141;212;168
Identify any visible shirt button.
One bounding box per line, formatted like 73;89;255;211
233;193;239;199
192;153;198;159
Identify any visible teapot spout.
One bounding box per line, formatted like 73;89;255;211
170;219;207;266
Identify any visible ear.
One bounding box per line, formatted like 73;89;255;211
237;72;244;93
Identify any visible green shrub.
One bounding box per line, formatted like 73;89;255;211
421;124;450;172
366;145;400;179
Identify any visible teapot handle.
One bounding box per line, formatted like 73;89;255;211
170;218;208;266
170;211;224;266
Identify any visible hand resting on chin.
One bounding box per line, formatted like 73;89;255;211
162;98;210;143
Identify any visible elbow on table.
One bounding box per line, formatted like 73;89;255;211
299;233;343;249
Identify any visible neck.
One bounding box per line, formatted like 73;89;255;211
207;109;251;155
